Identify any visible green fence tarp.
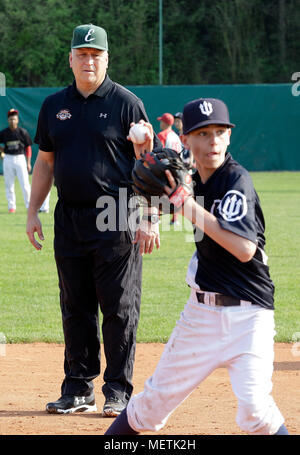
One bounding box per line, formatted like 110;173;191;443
0;83;299;173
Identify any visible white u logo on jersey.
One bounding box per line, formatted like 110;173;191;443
85;29;95;42
199;101;213;116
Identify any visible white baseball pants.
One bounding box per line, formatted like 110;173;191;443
3;154;31;210
127;289;285;435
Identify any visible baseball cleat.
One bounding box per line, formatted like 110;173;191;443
46;394;97;414
102;397;126;417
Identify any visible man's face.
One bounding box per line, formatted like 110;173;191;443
8;115;19;129
182;124;231;172
69;48;108;86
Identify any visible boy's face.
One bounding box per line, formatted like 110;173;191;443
182;124;231;174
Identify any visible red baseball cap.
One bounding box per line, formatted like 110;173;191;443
157;113;174;126
7;108;19;117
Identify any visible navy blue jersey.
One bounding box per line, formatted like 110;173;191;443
186;152;274;309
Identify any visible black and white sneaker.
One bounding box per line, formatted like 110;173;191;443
46;394;97;414
102;396;127;417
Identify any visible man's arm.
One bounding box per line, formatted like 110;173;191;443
128;121;160;255
26;150;54;250
25;146;32;173
21;129;33;173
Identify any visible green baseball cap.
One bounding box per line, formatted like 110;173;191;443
71;24;108;51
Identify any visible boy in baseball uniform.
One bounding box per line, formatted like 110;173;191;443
104;98;289;436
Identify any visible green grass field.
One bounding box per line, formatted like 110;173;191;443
0;172;299;344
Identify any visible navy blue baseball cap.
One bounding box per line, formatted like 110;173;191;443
174;112;183;119
182;98;235;134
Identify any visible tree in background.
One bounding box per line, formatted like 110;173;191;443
91;0;158;85
0;0;299;87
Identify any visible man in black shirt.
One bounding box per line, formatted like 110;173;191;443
26;24;161;417
105;98;288;435
0;109;32;212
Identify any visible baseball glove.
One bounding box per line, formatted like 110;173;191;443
132;147;194;213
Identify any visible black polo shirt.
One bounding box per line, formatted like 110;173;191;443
187;152;275;309
35;75;160;205
0;127;32;155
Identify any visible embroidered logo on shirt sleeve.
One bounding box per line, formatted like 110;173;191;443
217;190;247;222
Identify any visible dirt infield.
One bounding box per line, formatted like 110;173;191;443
0;343;299;435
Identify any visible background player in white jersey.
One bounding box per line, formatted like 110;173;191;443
157;112;182;154
157;112;182;225
173;111;195;171
105;98;289;436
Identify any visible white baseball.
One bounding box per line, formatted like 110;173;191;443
129;124;148;144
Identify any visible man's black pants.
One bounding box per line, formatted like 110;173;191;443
54;204;142;404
